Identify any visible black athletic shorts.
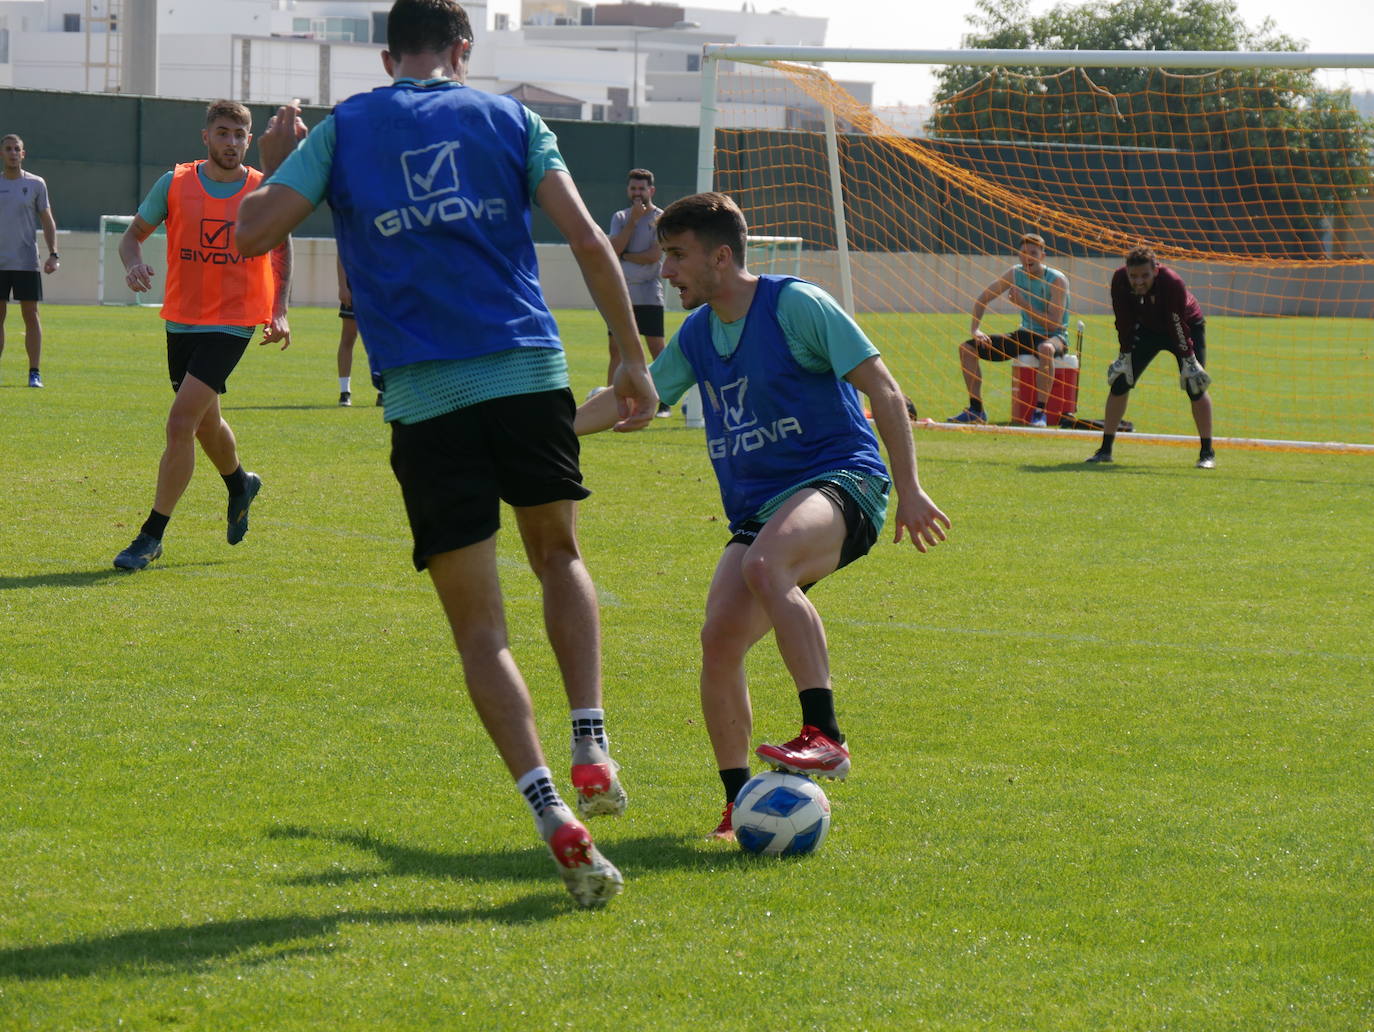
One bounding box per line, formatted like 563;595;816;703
968;326;1067;362
1127;319;1207;384
0;269;42;302
729;480;879;592
167;330;250;395
389;388;590;571
608;304;665;340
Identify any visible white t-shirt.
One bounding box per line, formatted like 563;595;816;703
0;170;50;272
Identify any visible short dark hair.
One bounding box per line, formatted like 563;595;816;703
387;0;473;57
1125;246;1157;267
627;168;654;186
1;133;23;148
205;100;251;129
1019;232;1046;248
657;192;748;268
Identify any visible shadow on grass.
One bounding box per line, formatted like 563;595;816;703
0;559;229;591
266;823;708;887
0;826;724;982
0;899;563;982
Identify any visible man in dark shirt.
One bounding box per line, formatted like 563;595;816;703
1086;246;1215;468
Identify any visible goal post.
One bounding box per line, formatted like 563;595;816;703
98;215;164;306
696;46;1374;450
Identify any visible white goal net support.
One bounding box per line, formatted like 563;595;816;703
697;46;1374;450
98;215;164;307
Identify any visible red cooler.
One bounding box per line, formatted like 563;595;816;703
1012;353;1079;425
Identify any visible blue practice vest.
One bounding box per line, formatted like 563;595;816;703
676;275;888;530
328;82;560;372
1014;264;1070;337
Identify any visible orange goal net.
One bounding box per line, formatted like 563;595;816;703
701;50;1374;448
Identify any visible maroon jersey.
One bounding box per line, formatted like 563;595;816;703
1111;264;1204;355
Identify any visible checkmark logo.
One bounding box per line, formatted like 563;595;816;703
200;219;234;249
401;141;462;202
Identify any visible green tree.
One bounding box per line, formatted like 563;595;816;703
927;0;1372;217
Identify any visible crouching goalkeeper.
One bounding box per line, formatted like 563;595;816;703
1086;245;1216;469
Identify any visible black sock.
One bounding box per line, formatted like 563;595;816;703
1034;397;1047;413
798;688;843;743
720;767;751;808
141;510;170;540
1100;432;1116;454
29;367;40;376
969;396;983;413
1200;437;1213;455
222;466;248;496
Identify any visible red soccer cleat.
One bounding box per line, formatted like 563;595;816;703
755;725;851;780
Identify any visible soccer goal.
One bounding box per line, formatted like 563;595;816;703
747;234;804;277
98;215;165;306
697;46;1374;450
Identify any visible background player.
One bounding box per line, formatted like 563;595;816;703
948;232;1070;427
0;133;60;388
604;167;669;415
1086;246;1215;468
112;100;292;572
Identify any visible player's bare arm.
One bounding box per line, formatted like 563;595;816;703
40;208;59;274
537;169;658;430
846;355;950;552
260;236;293;349
970;270;1014;341
118;215;160;292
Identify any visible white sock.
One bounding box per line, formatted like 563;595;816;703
571;708;608;751
339;376;351;392
517;766;564;827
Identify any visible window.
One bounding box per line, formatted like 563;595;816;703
686;54;700;72
63;13;80;32
494;13;509;30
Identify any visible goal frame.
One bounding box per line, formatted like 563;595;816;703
696;47;1374;317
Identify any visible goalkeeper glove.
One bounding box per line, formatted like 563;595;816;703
1180;354;1212;395
1106;352;1134;387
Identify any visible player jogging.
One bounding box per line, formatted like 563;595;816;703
1086;246;1215;468
112;100;292;572
577;192;950;840
235;0;658;907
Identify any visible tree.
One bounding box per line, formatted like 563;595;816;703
926;0;1372;218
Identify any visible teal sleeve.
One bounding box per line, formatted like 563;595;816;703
647;335;697;406
525;109;569;201
267;114;336;207
776;281;879;378
136;172;175;226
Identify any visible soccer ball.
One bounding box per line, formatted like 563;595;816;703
731;771;832;856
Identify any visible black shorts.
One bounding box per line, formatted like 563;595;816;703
167;331;250;395
609;304;665;340
969;327;1066;362
389;388;590;571
729;480;879;592
1126;319;1207;387
339;303;355;320
0;270;42;302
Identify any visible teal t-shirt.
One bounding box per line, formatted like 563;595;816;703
269;81;572;424
650;280;891;531
137;165;260;338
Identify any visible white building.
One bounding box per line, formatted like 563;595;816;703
0;0;874;126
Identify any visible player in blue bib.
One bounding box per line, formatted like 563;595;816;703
578;192;950;840
235;0;659;909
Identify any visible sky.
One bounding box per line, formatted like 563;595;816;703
759;0;1374;108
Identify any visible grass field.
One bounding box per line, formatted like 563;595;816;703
2;306;1372;1030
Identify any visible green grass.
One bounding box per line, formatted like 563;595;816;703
1;306;1372;1030
859;312;1374;445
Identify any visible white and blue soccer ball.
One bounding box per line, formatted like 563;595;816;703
732;771;831;856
